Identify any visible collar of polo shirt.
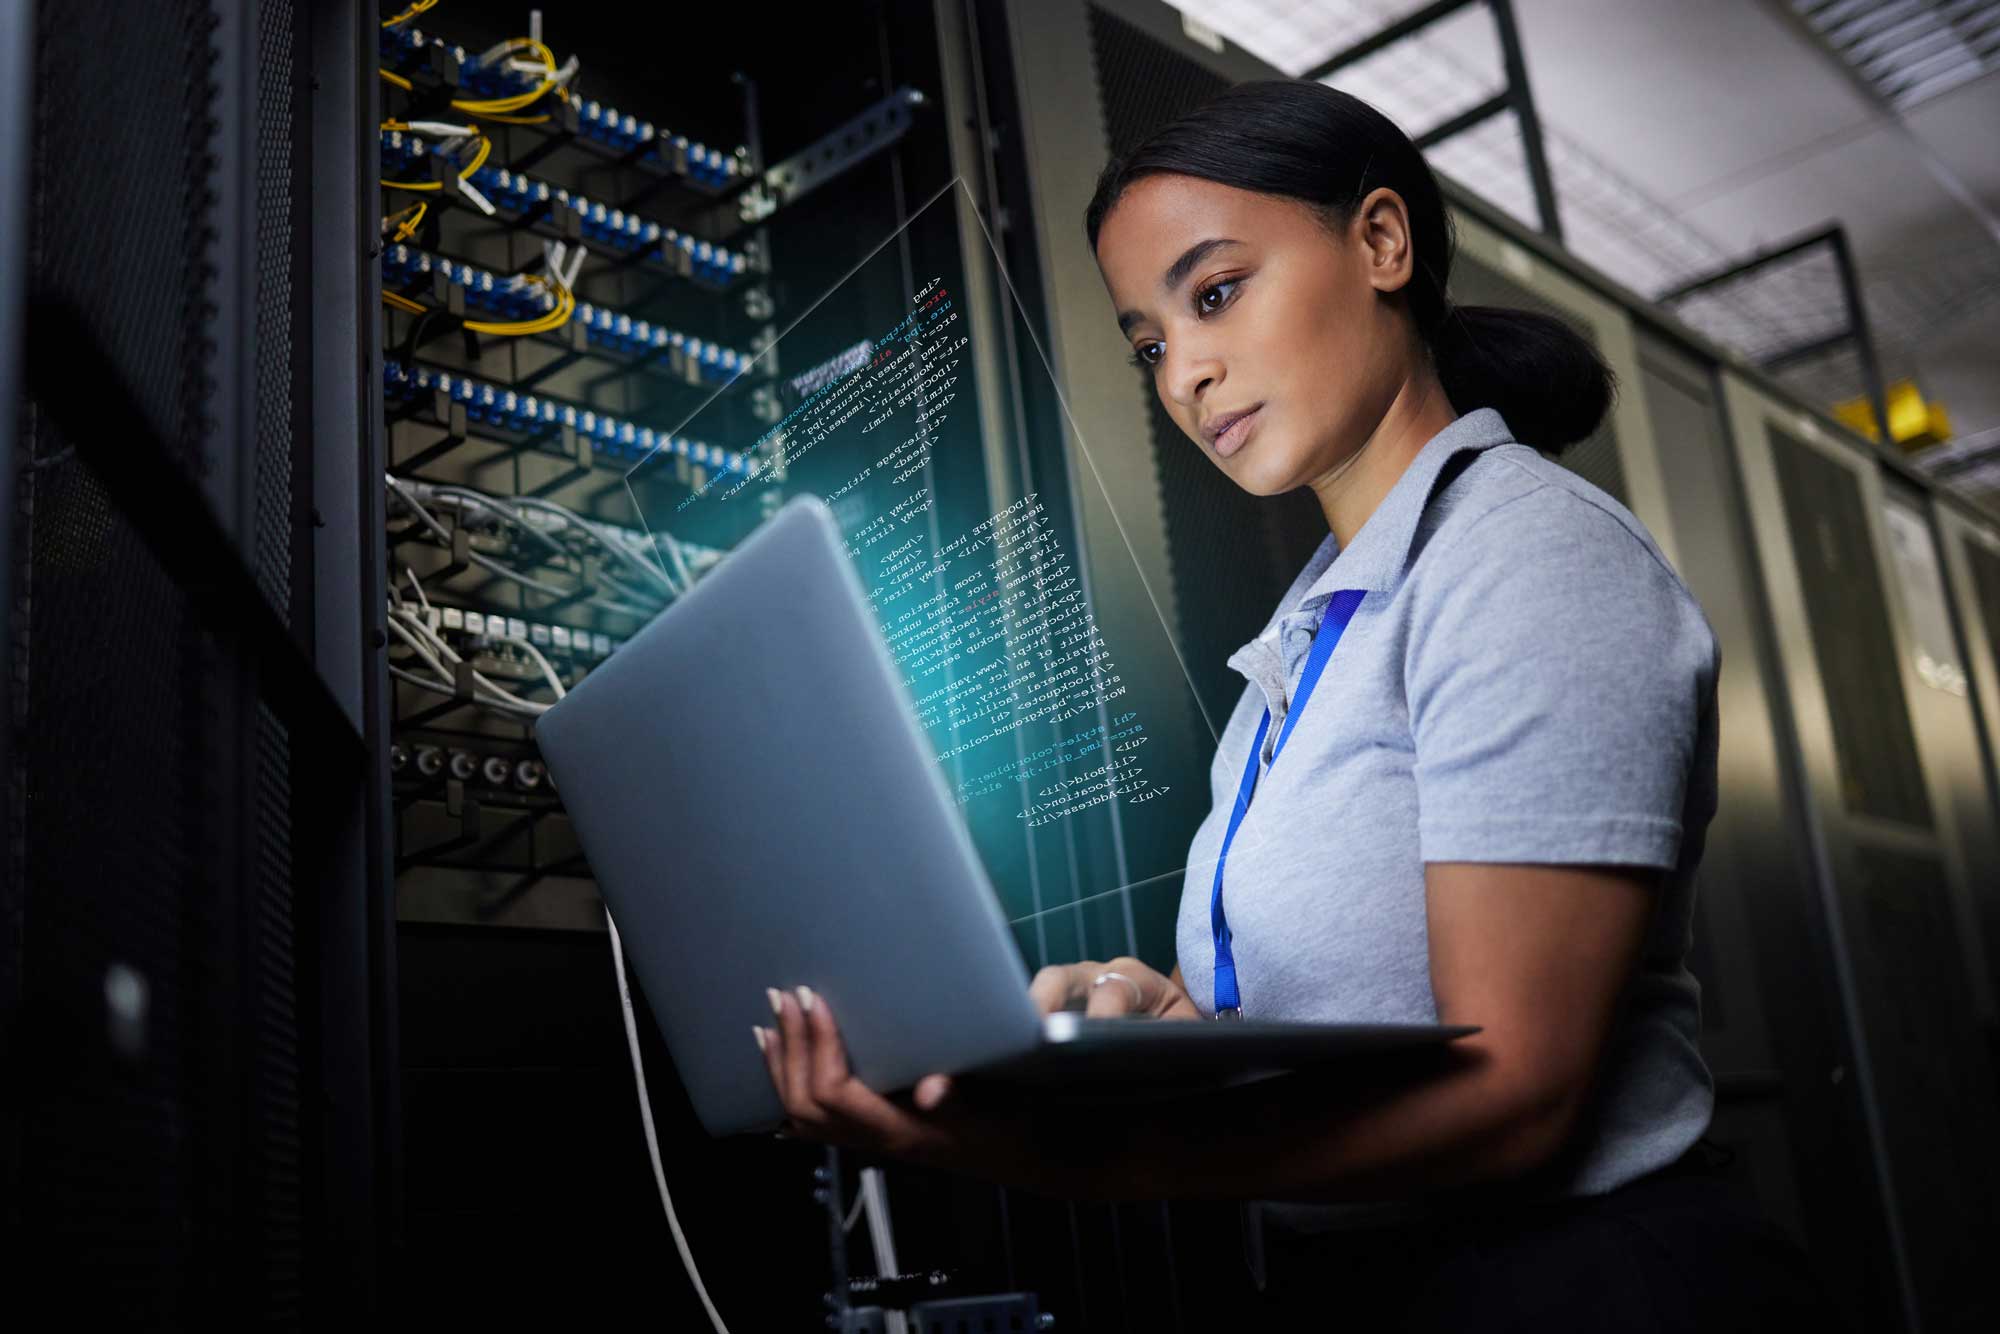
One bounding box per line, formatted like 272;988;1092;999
1287;405;1517;612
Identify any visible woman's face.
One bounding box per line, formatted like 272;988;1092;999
1093;173;1420;496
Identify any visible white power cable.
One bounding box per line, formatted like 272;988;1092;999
858;1169;909;1334
607;909;732;1334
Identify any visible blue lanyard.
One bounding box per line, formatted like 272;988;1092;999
1210;588;1368;1019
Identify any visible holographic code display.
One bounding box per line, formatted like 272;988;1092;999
625;178;1256;966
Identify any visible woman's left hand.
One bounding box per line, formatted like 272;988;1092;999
757;985;1028;1176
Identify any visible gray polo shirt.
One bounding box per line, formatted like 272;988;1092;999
1172;406;1720;1227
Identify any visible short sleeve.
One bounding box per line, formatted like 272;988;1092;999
1406;486;1717;868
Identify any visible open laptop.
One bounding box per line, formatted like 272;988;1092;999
533;494;1476;1136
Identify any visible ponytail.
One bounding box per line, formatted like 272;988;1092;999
1428;302;1616;452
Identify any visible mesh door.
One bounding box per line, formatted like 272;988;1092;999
1767;427;1931;826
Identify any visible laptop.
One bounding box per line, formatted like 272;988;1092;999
533;494;1476;1136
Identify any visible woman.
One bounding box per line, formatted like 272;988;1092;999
754;79;1842;1330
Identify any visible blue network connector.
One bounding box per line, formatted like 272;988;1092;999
377;22;434;72
379;245;752;382
377;128;749;287
382;37;743;193
382;359;757;477
567;95;741;189
382;129;430;177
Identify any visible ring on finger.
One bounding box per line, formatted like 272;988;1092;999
1090;970;1145;1011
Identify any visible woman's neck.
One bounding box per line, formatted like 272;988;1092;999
1308;376;1459;550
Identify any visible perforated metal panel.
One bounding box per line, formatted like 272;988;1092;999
1766;428;1932;827
13;0;306;1319
13;450;208;1319
25;2;217;471
250;2;302;1314
1084;3;1327;728
253;0;296;625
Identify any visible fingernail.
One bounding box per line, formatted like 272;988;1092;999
796;985;815;1013
767;987;783;1017
753;1025;768;1052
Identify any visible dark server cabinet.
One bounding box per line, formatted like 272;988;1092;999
7;0;390;1325
1727;377;2000;1333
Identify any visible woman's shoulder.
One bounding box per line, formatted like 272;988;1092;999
1418;442;1686;593
1408;445;1718;667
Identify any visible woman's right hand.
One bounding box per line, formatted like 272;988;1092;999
1029;957;1203;1021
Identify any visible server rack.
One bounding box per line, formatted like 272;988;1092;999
365;2;1062;1327
8;0;391;1322
1726;381;2000;1331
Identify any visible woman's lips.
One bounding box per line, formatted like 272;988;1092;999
1212;404;1263;458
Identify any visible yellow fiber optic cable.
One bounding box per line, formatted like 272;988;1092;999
381;1;438;29
380;129;491;192
450;37;561;116
383;200;428;241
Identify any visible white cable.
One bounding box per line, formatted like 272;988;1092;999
387;609;552;715
607;909;732;1334
388;666;544;721
512;633;567;701
388;602;567;711
387;475;594;602
426;485;585;566
504;493;678;596
390;476;663;619
457;178;498;217
387;626;545;720
404;567;433;616
859;1169;909;1334
561;240;588;292
657;533;695;593
404;119;479;138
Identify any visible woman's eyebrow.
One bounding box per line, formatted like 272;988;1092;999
1117;237;1244;334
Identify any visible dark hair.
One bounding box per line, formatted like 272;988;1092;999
1084;80;1613;453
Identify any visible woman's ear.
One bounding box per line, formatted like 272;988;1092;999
1357;187;1415;296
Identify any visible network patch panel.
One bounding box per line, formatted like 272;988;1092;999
388;474;725;573
380;128;751;283
379;244;755;380
383;358;757;475
419;601;620;661
378;26;745;193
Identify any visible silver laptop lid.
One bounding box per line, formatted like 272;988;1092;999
534;495;1044;1135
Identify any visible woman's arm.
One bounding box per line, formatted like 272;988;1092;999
759;861;1655;1204
1048;861;1658;1203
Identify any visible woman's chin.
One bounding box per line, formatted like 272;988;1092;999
1213;446;1295;497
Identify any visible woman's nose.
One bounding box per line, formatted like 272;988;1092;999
1164;350;1220;409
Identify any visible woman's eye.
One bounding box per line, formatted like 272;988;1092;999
1195;277;1240;314
1126;279;1242;372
